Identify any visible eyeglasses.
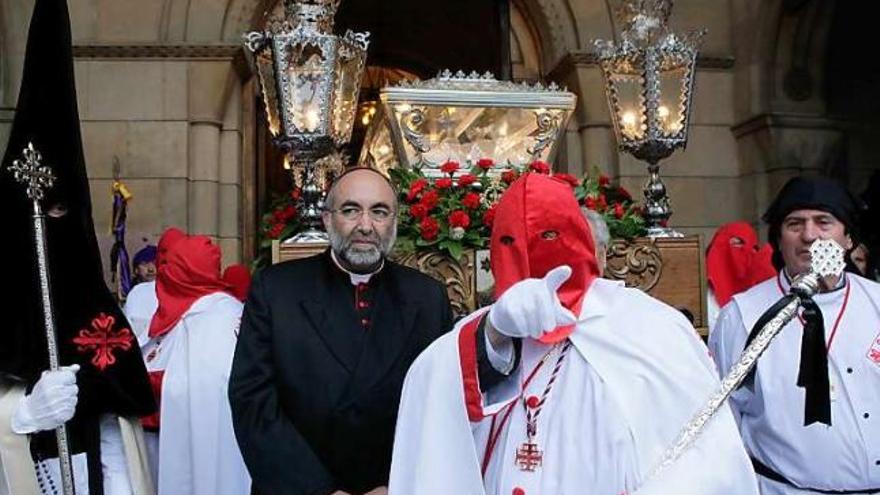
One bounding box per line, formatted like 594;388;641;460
326;206;396;223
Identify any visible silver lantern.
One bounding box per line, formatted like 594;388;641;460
595;0;703;237
245;0;369;242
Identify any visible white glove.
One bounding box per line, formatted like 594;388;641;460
488;265;577;340
12;365;80;434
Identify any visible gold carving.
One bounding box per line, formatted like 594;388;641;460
605;238;663;291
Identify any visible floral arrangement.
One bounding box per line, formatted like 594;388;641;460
388;158;532;260
254;187;303;267
257;161;647;263
573;167;647;239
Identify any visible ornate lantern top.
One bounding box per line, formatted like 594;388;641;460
359;70;576;177
282;0;340;33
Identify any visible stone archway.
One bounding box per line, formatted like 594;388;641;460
730;0;873;222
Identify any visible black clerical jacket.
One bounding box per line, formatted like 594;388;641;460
229;251;453;495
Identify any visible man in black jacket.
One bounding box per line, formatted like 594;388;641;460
229;167;453;495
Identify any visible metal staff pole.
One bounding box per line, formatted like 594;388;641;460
642;238;846;487
8;142;77;495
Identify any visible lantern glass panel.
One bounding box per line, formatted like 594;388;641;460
331;42;366;145
658;65;688;137
255;51;282;137
283;41;329;134
610;72;646;141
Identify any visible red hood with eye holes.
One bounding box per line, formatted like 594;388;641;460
490;173;599;343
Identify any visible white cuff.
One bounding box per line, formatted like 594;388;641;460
484;330;515;375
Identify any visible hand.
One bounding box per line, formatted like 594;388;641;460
12;365;80;434
488;265;577;340
363;488;387;495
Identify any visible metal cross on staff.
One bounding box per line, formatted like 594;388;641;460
8;142;77;495
641;238;846;487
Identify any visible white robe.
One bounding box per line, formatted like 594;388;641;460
123;281;158;347
141;291;250;495
390;278;759;495
710;272;880;494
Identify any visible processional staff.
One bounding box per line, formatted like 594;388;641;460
642;238;846;487
8;142;77;495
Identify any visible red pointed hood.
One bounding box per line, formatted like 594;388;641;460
490;173;599;343
706;221;776;306
148;233;232;338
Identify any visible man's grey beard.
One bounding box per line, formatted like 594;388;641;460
328;222;397;273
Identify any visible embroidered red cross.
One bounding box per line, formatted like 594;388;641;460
72;313;133;371
515;442;543;472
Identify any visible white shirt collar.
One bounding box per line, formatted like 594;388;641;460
330;250;384;286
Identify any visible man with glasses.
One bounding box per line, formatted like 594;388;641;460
229;167;453;495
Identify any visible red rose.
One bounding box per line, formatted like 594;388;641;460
268;223;285;239
554;173;579;187
406;178;428;203
597;194;608;210
290;188;302;201
483;206;497;227
462;192;481;209
584;196;597;210
435;177;453;189
529;161;551;174
599;175;610;187
457;174;477;187
409;203;428;219
440;161;460;175
420;190;440;210
501;170;518;184
282;205;296;220
448;210;471;229
618;186;632;200
614;202;625;219
420;217;440;241
272;209;286;222
476;158;494;171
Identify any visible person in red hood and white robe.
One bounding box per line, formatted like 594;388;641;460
706;222;776;333
141;232;250;495
388;173;759;495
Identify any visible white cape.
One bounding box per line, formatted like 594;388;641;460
123;281;158;347
143;291;250;495
390;279;758;495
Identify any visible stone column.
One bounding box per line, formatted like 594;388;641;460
186;59;237;247
218;79;243;266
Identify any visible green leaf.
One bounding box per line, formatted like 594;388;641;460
447;241;463;261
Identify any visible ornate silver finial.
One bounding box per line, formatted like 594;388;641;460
284;0;340;33
8;142;56;201
809;239;846;279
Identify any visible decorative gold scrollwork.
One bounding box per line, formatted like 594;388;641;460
527;110;560;159
605;239;663;291
400;107;430;155
392;250;476;317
